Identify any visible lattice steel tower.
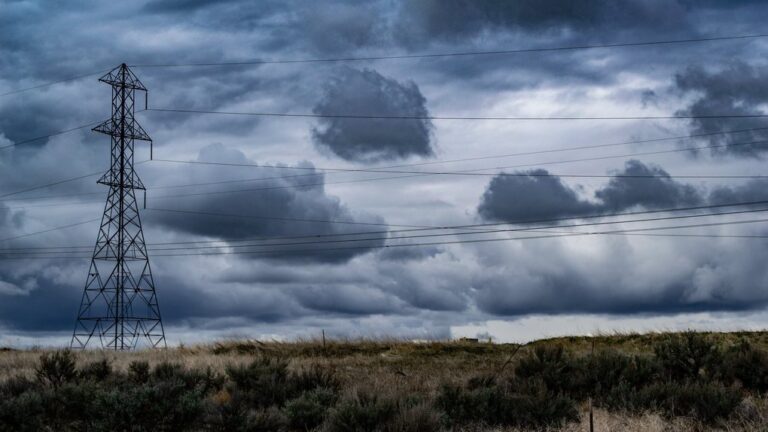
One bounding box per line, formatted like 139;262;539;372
71;64;165;350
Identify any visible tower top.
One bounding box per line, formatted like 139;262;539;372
99;63;147;91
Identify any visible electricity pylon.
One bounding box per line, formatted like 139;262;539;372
71;64;165;350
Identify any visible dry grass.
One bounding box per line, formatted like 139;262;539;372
2;332;768;431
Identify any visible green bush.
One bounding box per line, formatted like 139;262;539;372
605;381;742;423
435;377;578;428
384;403;441;432
581;350;661;402
284;387;337;430
129;360;151;383
227;357;291;408
79;358;112;382
36;350;77;388
0;389;45;432
290;365;340;394
0;376;36;398
92;376;207;431
721;340;768;391
654;332;722;381
515;345;578;394
326;391;397;432
241;407;288;432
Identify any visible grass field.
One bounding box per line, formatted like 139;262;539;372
1;331;768;431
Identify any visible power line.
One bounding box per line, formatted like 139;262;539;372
107;216;768;258
4;124;766;204
8;32;764;100
3;215;767;260
0;161;148;200
7;130;768;204
149;137;768;183
0;171;104;199
0;121;103;151
0;70;107;98
0;218;101;243
128;33;768;68
4;200;768;253
141;199;768;243
146;107;768;121
136;207;768;252
108;209;768;254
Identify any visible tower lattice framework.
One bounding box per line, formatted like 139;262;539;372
71;64;165;350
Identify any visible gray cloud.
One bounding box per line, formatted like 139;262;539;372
478;169;596;221
394;0;689;45
709;179;768;205
146;143;387;263
312;68;434;163
596;160;703;210
478;160;703;222
675;62;768;157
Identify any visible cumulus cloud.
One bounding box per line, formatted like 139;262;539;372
146;143;388;263
478;169;596;221
312;68;434;163
596;160;703;210
675;62;768;157
478;160;704;222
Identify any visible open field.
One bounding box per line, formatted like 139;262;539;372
1;331;768;431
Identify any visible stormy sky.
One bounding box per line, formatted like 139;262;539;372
2;0;768;346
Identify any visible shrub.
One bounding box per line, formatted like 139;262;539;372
654;332;722;381
326;391;397;432
242;407;288;432
435;378;578;428
284;387;337;430
606;381;742;423
721;340;768;391
92;378;207;431
128;360;151;383
79;358;112;382
36;350;77;388
581;350;661;402
0;376;36;398
0;390;45;432
515;345;578;394
153;361;184;381
226;357;290;408
290;365;340;394
384;403;441;432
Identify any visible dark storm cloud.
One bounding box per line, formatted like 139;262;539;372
290;284;403;315
596;160;703;210
675;62;768;157
312;68;434;163
478;160;705;222
392;0;695;49
142;0;241;13
478;169;596;221
0;270;82;331
708;179;768;205
146;143;387;263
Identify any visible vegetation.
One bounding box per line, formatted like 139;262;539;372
1;331;768;431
